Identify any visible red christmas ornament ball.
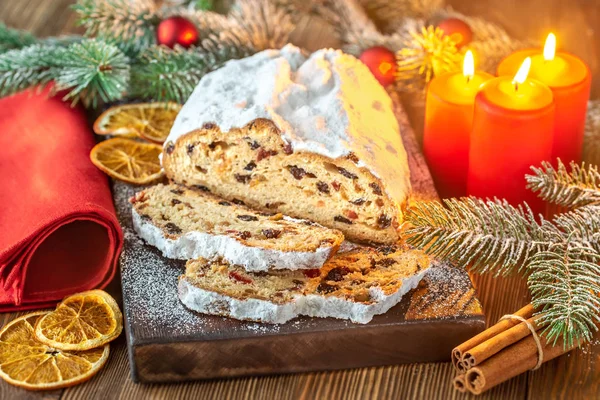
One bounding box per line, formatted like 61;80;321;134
437;17;473;48
359;46;397;87
156;16;199;49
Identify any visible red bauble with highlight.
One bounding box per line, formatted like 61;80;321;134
359;46;397;87
437;17;473;48
156;16;199;49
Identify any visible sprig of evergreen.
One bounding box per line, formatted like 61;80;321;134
73;0;159;54
528;242;600;347
0;23;36;53
527;160;600;208
405;175;600;347
552;205;600;253
130;43;252;103
0;45;58;97
405;198;562;276
55;39;130;107
0;39;129;106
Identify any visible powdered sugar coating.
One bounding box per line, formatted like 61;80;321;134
132;209;335;272
167;44;411;206
178;270;427;324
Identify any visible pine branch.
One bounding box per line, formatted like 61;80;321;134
55;39;130;107
0;40;129;107
404;198;562;276
73;0;159;54
130;43;253;103
528;242;600;348
552;205;600;254
0;23;36;53
0;45;58;97
405;195;600;346
229;0;295;51
527;160;600;208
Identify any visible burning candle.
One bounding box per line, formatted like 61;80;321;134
497;33;591;164
423;51;493;198
467;58;554;212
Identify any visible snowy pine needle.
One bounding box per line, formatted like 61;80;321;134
0;39;129;107
0;45;58;97
406;175;600;346
528;242;600;348
130;43;252;103
527;160;600;208
552;205;600;254
0;23;36;53
405;197;561;276
73;0;159;54
55;39;130;107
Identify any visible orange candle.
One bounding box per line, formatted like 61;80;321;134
468;58;555;213
497;33;591;164
423;51;493;198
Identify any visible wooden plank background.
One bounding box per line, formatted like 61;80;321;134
0;0;598;399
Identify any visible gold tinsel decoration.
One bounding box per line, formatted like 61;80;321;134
396;26;460;90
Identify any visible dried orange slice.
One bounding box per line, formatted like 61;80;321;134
0;312;109;390
90;138;164;185
93;102;181;143
34;290;123;352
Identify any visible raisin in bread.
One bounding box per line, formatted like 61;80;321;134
162;45;411;245
130;184;344;272
178;245;430;324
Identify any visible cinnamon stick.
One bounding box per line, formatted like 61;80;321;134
453;374;467;393
451;304;533;370
462;315;541;369
464;333;578;394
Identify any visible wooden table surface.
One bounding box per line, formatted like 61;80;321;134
1;1;598;399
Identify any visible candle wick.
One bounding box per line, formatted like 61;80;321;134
514;81;519;91
466;75;472;84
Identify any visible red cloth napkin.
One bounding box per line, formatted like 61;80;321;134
0;87;123;311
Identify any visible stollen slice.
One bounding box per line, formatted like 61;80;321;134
130;184;344;272
177;245;431;324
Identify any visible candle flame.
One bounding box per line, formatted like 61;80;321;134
512;57;531;87
463;50;474;79
543;33;556;61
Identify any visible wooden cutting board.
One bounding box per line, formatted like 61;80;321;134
116;93;485;383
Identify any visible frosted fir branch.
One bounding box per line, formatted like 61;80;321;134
55;39;130;108
552;205;600;254
0;23;36;53
526;160;600;208
229;0;295;51
528;242;600;348
73;0;159;54
404;197;562;276
0;45;58;97
130;43;253;104
0;39;129;107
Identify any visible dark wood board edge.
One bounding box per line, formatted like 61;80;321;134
130;317;485;383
